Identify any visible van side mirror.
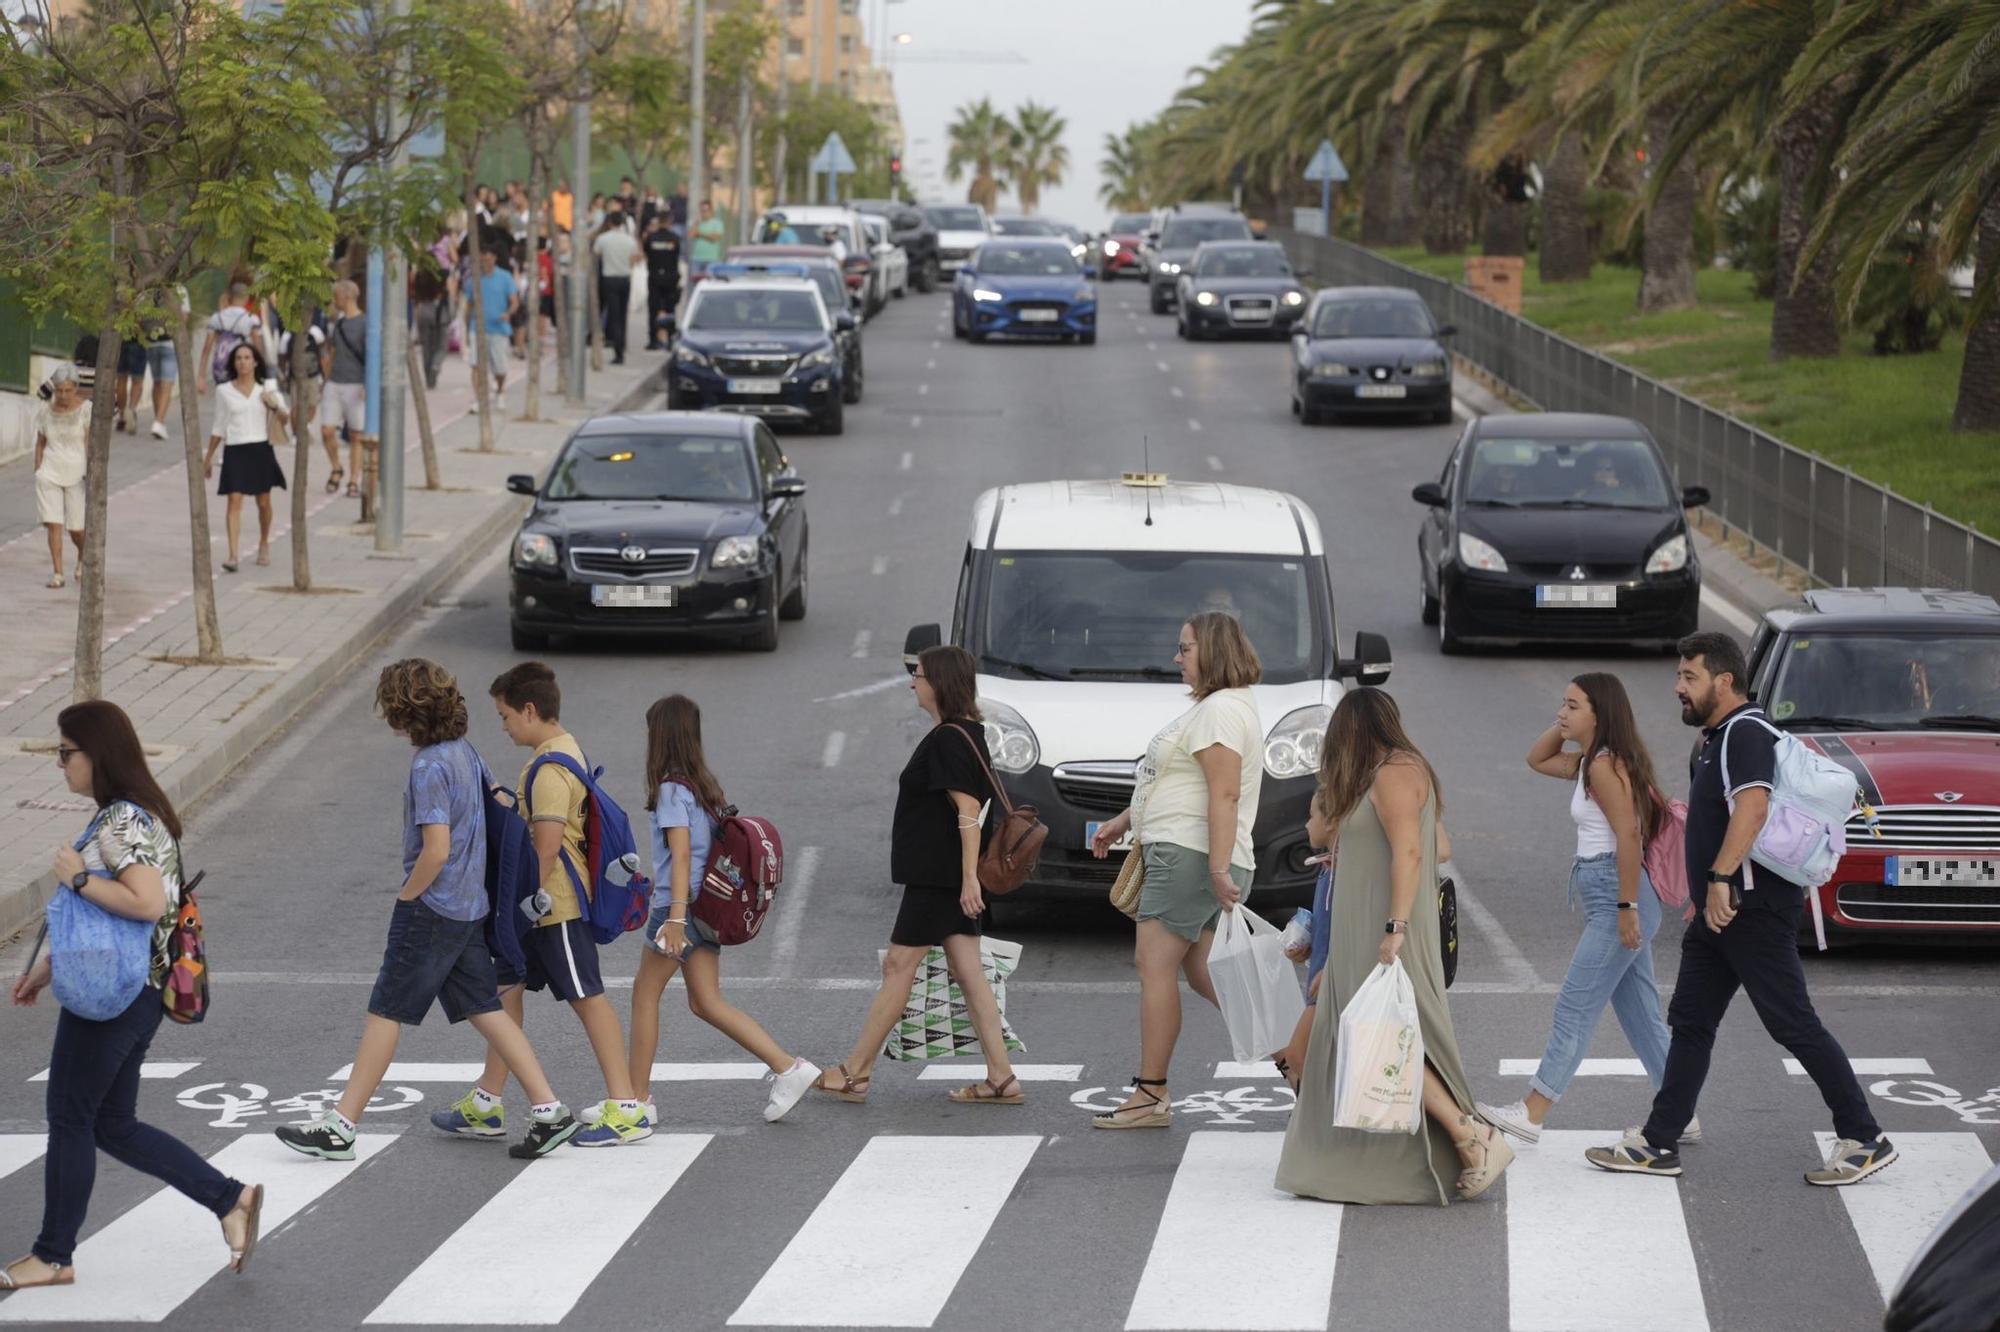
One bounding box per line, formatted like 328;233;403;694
1681;484;1711;509
1337;630;1393;685
506;474;537;496
1411;481;1447;508
903;623;942;674
835;311;857;332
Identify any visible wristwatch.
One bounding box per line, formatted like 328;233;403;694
1383;919;1408;935
1616;901;1637;912
69;870;89;891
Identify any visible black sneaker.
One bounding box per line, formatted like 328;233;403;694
1583;1129;1683;1176
507;1109;580;1159
1805;1136;1898;1186
274;1113;357;1161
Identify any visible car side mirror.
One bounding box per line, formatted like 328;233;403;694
1290;325;1309;339
1144;230;1160;245
506;474;537;496
835;311;856;332
1681;484;1711;509
1083;264;1099;279
769;476;807;500
1436;323;1457;337
1338;631;1393;685
903;623;942;675
1411;481;1447;508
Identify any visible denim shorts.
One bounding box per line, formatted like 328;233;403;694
367;899;502;1026
146;341;177;382
644;903;720;960
117;340;147;377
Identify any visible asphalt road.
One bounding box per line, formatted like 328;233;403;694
0;281;1995;1332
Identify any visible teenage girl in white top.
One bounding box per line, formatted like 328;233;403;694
1477;672;1688;1146
203;343;290;573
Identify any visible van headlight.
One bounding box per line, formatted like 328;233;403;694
516;532;557;567
978;698;1040;774
1458;532;1509;572
1646;533;1689;574
1264;704;1331;779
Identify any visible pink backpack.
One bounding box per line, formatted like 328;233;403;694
1643;792;1693;919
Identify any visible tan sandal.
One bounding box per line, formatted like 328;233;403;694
0;1255;74;1290
1453;1117;1515;1199
221;1183;263;1274
947;1074;1023;1106
45;573;64;590
811;1062;870;1103
1093;1076;1171;1130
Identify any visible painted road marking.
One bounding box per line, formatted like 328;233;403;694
1700;586;1757;635
766;845;821;975
1499;1058;1647;1077
1786;1057;1934;1076
729;1135;1041;1327
1815;1130;1993;1302
0;1135;44;1183
331;1061;773;1082
871;555;889;576
888;494;905;516
1126;1132;1340;1330
1156;360;1170;373
914;1064;1085;1082
910;415;923;429
0;1134;395;1324
1170;385;1184;398
918;383;929;396
851;628;872;658
1216;1061;1281;1079
1205;455;1224;472
900;450;913;470
1188;418;1203;433
1147;342;1158;352
822;731;846;768
366;1135;710;1325
1511;1131;1707;1331
28;1061;199;1082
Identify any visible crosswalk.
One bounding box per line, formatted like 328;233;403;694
0;1125;1987;1328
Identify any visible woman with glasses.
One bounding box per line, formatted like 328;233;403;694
1088;611;1264;1128
3;702;263;1292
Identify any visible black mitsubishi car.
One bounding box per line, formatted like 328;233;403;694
506;413;808;653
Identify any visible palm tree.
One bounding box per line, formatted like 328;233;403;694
1098;126;1147;212
1006;101;1069;214
944;98;1013;214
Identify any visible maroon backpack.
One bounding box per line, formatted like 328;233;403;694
666;781;784;946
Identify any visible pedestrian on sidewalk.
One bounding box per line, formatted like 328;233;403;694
411;259;449;390
689;200;724;284
31;365;90;590
1275;688;1513;1204
138;288;188;441
592;213;641;365
318;280;367;499
811;646;1021;1108
620;695;820;1127
274;660;582;1163
2;701;265;1292
642;214;682;350
431;663;650;1148
1586;633;1897;1185
202;342;289;574
471;247;518;408
1477;674;1686;1147
1087;611;1263;1130
194;283;262;396
112;339;146;435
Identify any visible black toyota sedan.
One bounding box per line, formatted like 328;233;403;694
1290;286;1456;425
1412;413;1708;653
506;413;807;653
1175;241;1309;339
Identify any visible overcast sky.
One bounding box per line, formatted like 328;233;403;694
875;0;1258;225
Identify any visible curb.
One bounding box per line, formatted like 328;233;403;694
1;368;662;945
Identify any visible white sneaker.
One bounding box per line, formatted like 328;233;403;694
150;421;168;439
1477;1098;1542;1145
764;1059;820;1123
580;1098;656;1127
1624;1115;1703;1144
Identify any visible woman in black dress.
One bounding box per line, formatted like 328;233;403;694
813;645;1024;1106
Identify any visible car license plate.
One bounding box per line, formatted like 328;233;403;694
726;378;782;394
1885;856;2000;886
591;584;676;608
1019;308;1060;323
1536;584;1619;608
1084;820;1135;852
1355;384;1406;399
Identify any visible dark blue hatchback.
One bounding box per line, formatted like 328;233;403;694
951;238;1098;344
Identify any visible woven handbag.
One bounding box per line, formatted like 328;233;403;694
1110;847;1145;919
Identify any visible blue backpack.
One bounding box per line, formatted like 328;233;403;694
477;760;536;975
524;751;651;945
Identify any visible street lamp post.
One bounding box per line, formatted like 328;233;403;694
565;9;592;406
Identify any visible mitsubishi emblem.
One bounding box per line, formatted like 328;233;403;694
1935;791;1964;803
620;545;647;563
1568;566;1588;581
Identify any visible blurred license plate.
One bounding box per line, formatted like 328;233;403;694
1019;309;1060;323
1084;821;1135;852
1537;584;1619;607
591;585;675;607
1886;856;2000;886
727;378;782;394
1355;384;1406;399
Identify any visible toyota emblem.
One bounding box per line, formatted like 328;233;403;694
1935;791;1964;803
620;545;647;563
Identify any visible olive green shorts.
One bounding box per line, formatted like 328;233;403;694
1138;841;1252;942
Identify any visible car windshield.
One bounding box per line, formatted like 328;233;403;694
993;218;1059;236
545;434;754;503
978;551;1322;684
978;245;1079;276
758;215;849;248
1196;247;1290;277
926;206;986;230
1765;634;2000;728
1110;213;1150;232
1162;218;1251;247
685;289;825;332
1462;437;1671;509
1311;298;1434;338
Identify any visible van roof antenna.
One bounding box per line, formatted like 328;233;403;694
1142;436;1153;526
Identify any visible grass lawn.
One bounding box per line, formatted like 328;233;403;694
1373;245;2000;536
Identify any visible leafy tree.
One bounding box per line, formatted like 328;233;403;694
1004;101;1068;215
771;86;885;201
1097;126;1147;212
945;98;1012;213
597;24;686;192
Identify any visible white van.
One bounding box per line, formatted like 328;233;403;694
903;472;1391;908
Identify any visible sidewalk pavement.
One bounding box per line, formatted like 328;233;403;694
0;343;661;942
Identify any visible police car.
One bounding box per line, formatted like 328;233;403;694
903;472;1391;908
667;274;852;435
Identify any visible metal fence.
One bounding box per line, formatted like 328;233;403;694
1275;229;2000;597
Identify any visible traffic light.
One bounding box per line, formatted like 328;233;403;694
889;153;903;188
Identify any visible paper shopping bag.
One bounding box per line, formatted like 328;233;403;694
879;937;1027;1061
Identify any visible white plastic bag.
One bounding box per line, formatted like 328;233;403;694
1332;959;1424;1135
1207;906;1307;1064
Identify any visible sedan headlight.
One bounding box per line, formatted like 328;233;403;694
1195;291;1217;307
712;535;760;569
1264;704;1331;779
1074;287;1095;303
796;346;834;370
673;344;711;368
1282;289;1305;306
1409;359;1449;378
1311;361;1352;378
1158;261;1181;275
1458;532;1509;572
515;532;557;567
1070;243;1087;259
973;287;1003;302
1646;533;1690;574
1102;239;1118;256
978;697;1040;774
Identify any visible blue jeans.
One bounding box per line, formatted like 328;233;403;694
1530;852;1672;1102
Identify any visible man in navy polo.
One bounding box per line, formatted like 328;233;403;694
1586;631;1895;1186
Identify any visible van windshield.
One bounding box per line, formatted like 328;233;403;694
976;551;1323;683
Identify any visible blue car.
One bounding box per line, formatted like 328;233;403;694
951;238;1098;344
667;277;851;435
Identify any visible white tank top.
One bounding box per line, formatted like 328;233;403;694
1571;754;1617;858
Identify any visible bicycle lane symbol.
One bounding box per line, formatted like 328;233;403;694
1069;1084;1297;1126
1868;1079;2000;1125
175;1083;426;1129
